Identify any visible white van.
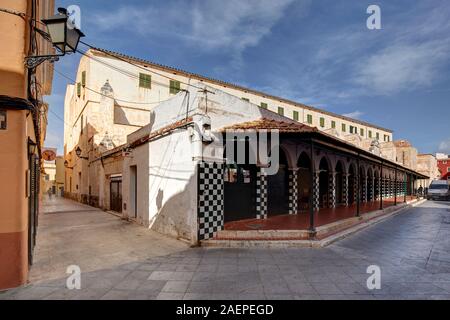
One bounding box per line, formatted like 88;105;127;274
427;180;450;201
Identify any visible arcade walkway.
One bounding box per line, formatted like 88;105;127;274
224;196;418;231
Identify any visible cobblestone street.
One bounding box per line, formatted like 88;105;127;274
1;197;450;300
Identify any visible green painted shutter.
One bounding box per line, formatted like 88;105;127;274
278;107;284;116
260;102;268;109
307;114;313;124
139;73;151;89
81;71;86;87
331;121;336;129
77;82;81;97
170;80;181;94
342;123;346;132
320;117;325;127
293;111;299;121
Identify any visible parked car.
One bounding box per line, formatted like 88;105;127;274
427;180;450;201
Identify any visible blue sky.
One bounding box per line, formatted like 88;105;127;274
46;0;450;155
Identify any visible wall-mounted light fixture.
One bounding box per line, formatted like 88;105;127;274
75;146;88;160
64;160;74;169
25;8;85;69
27;138;37;158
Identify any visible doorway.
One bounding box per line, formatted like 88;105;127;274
267;149;289;216
110;175;122;213
130;166;137;218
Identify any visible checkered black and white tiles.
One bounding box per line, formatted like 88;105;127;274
197;162;224;240
288;169;298;215
313;171;320;211
256;169;268;219
329;172;336;208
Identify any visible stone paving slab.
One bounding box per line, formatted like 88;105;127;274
1;198;450;300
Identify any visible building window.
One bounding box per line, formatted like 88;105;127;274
241;97;249;102
81;71;86;87
260;102;268;109
376;132;380;140
349;126;354;134
293;111;299;121
369;130;372;138
278;107;284;116
320;117;325;128
384;134;390;142
331;121;336;129
360;128;364;137
77;82;81;97
139;73;151;89
307;114;313;124
169;80;181;94
45;174;49;181
342;123;346;132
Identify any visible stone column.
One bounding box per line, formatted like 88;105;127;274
288;169;299;215
256;169;268;219
378;177;382;201
343;174;349;206
362;176;367;202
371;176;375;202
329;171;337;209
313;170;320;211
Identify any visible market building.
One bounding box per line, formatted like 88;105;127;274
62;48;427;245
64;48;394;212
119;87;426;243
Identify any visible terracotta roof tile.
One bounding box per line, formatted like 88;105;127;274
220;118;318;133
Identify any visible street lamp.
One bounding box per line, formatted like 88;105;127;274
25;8;85;69
27;138;37;158
64;160;74;169
75;146;88;160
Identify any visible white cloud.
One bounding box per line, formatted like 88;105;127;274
354;41;450;95
438;138;450;153
93;0;296;56
342;110;364;120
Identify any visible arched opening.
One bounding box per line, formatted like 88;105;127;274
319;157;330;209
223;139;257;223
335;161;344;205
297;152;311;212
348;163;356;205
267;148;289;216
367;167;373;201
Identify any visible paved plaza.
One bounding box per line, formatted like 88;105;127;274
1;197;450;300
